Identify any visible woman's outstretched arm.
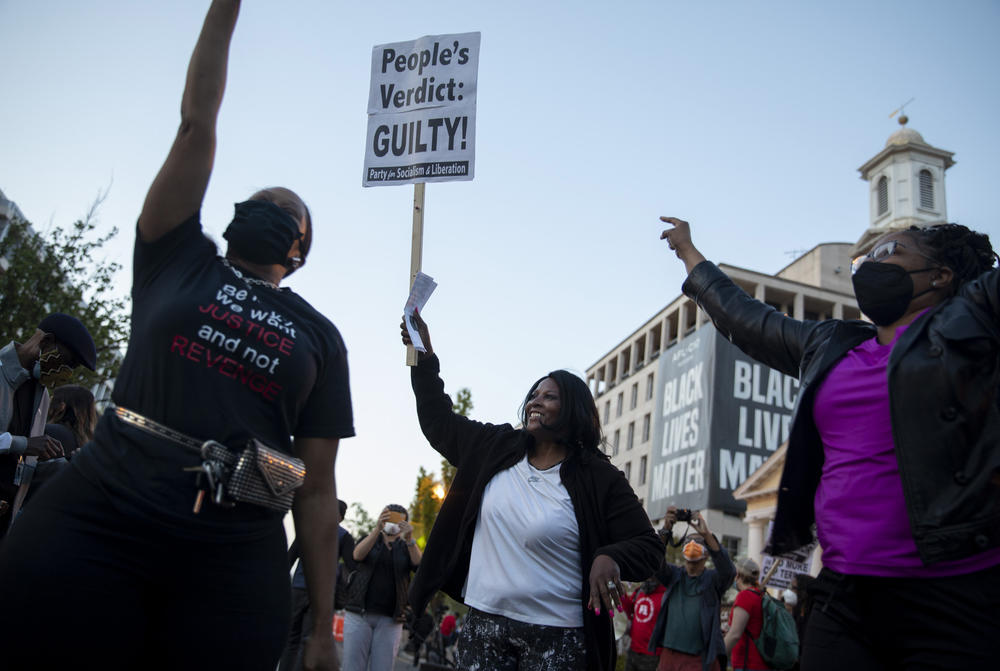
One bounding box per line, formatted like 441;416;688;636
138;0;240;242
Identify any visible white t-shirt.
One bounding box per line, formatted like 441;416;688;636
463;455;583;627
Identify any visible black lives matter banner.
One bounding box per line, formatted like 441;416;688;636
647;324;800;519
363;33;480;186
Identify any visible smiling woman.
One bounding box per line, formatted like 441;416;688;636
399;310;663;671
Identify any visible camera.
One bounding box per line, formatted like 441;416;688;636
676;508;694;522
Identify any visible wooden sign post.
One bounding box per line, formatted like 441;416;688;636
406;182;426;366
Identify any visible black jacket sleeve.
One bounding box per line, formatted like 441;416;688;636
410;354;511;468
682;260;823;378
590;463;665;582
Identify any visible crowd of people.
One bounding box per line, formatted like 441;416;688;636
0;1;998;670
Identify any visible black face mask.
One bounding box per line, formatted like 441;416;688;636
223;200;303;266
851;262;937;326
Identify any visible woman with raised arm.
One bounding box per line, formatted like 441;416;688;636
660;217;1000;670
400;311;663;671
0;3;353;670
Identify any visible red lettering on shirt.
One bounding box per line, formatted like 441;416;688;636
171;335;189;355
168;335;284;402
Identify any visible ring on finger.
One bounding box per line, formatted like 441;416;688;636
606;580;616;590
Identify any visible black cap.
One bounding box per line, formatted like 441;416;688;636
37;313;97;371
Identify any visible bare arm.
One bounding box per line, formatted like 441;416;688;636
291;435;340;671
399;520;422;567
724;606;751;653
138;0;241;242
353;508;389;562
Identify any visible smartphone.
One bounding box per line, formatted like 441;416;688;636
387;510;405;524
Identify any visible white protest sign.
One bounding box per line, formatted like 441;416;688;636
363;32;480;187
760;542;817;591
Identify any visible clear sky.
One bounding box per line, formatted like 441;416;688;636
3;0;999;525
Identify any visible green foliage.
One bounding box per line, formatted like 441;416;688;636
344;502;376;538
409;465;443;547
0;194;128;396
452;387;473;416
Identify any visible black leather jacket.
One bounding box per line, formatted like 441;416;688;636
683;261;1000;565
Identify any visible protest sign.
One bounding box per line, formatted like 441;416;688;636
760;543;817;591
647;324;800;520
364;32;480;186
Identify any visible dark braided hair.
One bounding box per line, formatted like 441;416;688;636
908;223;997;292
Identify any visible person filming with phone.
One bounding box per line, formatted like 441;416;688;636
343;504;421;671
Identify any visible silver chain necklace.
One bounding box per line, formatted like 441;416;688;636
220;258;283;291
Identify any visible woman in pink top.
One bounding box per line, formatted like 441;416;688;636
660;217;1000;670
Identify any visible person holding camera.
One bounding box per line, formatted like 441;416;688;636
648;507;734;671
343;505;421;671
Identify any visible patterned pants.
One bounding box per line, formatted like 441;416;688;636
457;608;586;671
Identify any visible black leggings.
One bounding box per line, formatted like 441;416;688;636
0;465;290;670
801;566;999;671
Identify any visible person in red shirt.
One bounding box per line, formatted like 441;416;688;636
724;558;770;670
439;611;457;647
622;578;667;671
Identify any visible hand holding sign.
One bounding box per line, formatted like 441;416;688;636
400;308;433;360
402;271;437;353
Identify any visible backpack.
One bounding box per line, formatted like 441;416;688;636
746;589;799;670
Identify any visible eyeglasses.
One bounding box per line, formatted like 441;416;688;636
851;239;938;274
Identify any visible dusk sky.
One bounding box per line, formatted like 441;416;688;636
3;0;998;528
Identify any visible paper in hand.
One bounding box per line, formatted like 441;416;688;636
404;271;437;352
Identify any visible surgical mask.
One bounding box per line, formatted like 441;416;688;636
383;522;401;536
851;262;937;326
223;200;303;266
36;349;74;389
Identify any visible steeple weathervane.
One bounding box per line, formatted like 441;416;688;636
889;97;915;126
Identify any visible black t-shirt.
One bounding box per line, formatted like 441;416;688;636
74;214;354;538
365;540;404;617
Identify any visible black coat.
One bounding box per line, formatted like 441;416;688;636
683;260;1000;563
408;355;664;671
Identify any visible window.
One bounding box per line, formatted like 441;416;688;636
630;383;638;410
650;323;662;354
639;455;647;485
919;169;934;209
642;413;651;443
646;373;655;400
627;422;635;450
603;401;610;424
612;429;620;456
722;535;741;558
616;392;623;417
877;176;889;215
624;461;632;482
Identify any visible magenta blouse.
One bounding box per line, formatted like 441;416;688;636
812;318;1000;576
